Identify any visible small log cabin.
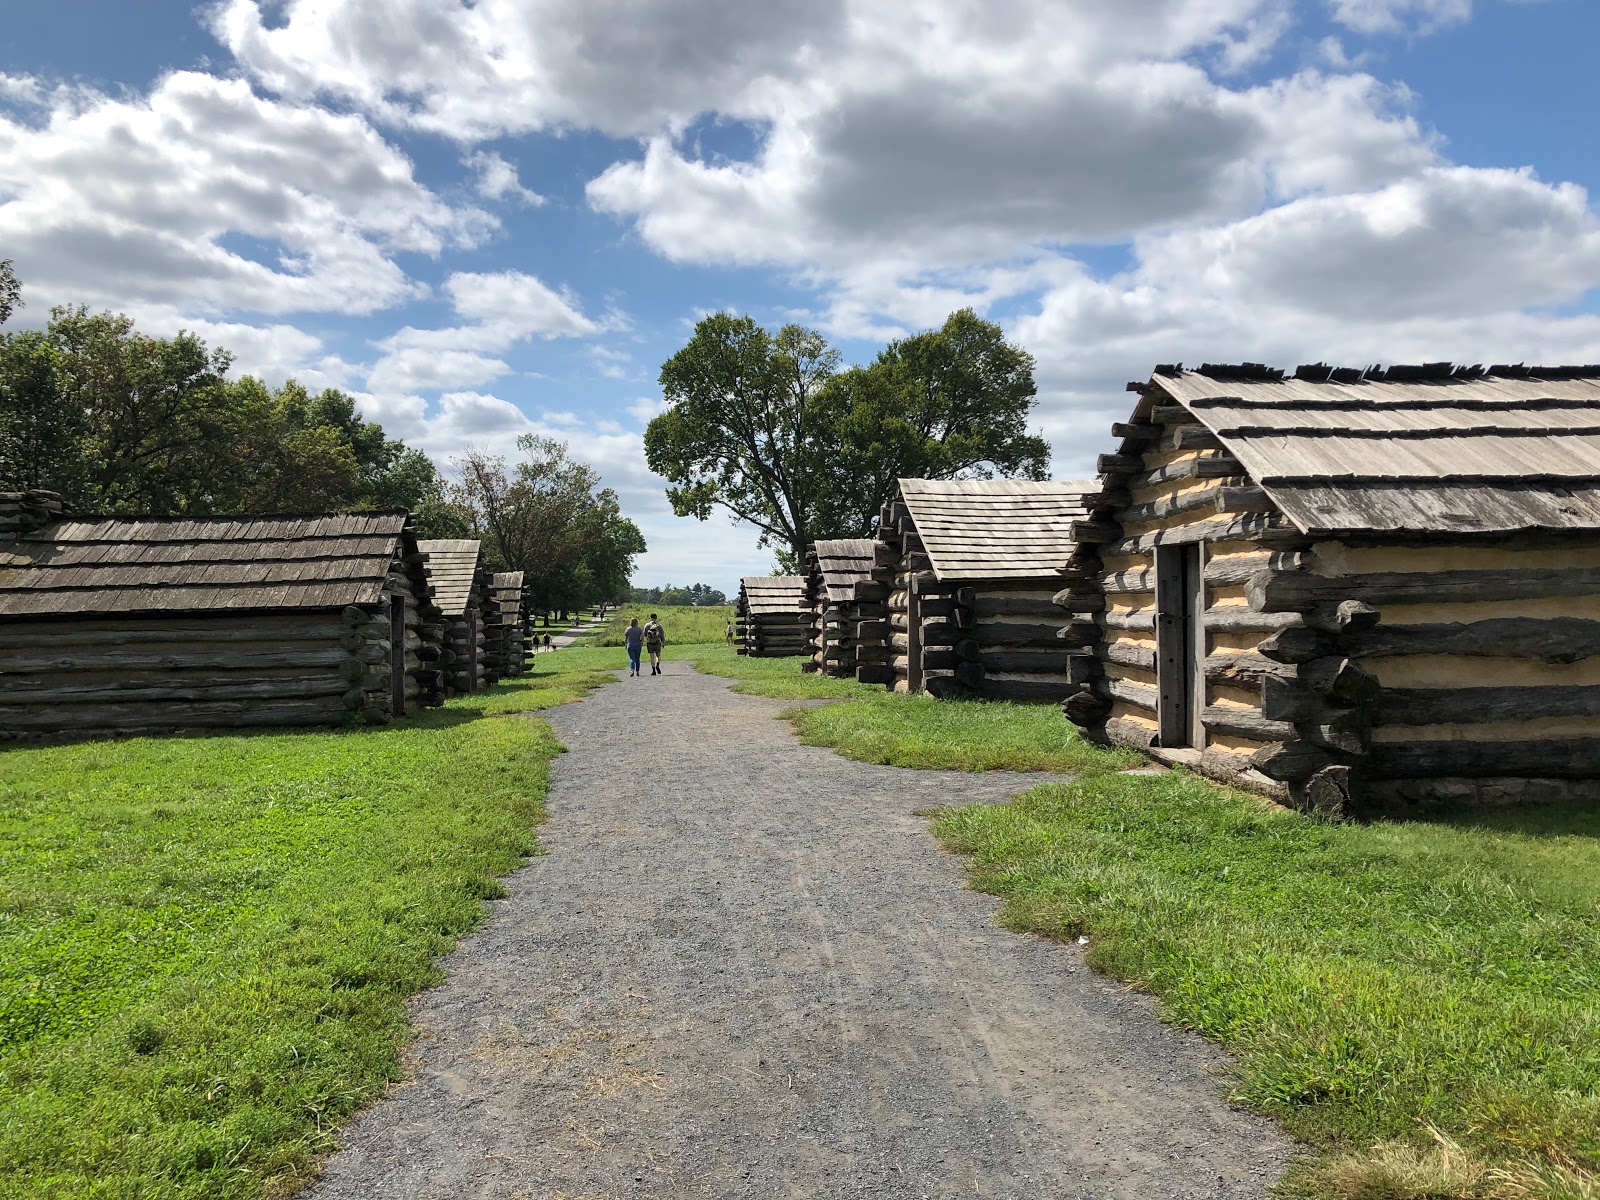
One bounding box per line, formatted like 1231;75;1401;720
857;478;1095;701
735;576;809;656
1058;362;1600;815
0;494;445;737
803;539;877;676
416;539;489;695
485;570;530;680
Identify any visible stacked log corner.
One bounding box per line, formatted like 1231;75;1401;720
804;540;879;678
484;571;530;681
736;577;809;657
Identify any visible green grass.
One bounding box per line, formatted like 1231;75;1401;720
935;771;1600;1198
0;662;611;1199
682;643;882;699
581;604;735;647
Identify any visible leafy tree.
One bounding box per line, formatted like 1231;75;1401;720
0;260;19;327
648;313;838;569
647;309;1048;564
814;308;1049;536
454;435;646;617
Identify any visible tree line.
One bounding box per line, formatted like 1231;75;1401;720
647;308;1049;570
0;262;644;615
621;583;728;607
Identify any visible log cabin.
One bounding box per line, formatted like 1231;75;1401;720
1057;362;1600;815
856;478;1095;701
485;570;530;680
803;539;877;676
735;576;809;656
0;494;445;738
415;539;489;696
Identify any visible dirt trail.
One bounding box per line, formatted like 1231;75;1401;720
304;661;1288;1199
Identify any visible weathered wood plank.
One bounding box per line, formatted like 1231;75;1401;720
1248;565;1600;613
1379;684;1600;726
1370;739;1600;779
1343;617;1600;665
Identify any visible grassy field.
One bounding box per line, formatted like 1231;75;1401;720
582;604;735;647
0;656;611;1199
937;771;1600;1199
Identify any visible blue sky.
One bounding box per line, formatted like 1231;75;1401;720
2;0;1598;597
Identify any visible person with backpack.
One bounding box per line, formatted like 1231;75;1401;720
624;618;644;677
643;613;665;675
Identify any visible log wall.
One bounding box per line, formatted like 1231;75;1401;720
1059;401;1600;814
856;498;1075;702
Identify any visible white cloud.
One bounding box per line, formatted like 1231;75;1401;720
366;270;607;391
0;71;490;319
1327;0;1473;35
463;149;545;206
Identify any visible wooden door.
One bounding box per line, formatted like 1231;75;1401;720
906;577;922;694
1155;544;1204;747
389;595;406;716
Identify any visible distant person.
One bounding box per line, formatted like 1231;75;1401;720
725;619;735;646
624;617;644;677
543;633;552;653
644;613;665;675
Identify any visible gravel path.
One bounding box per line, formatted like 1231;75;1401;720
304;660;1289;1199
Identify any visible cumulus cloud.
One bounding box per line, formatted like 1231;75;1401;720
463;150;545;206
1327;0;1473;35
0;71;489;318
365;270;607;391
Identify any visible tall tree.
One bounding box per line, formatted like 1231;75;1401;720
647;309;1048;566
454;436;645;616
0;260;20;327
815;308;1049;536
647;314;838;569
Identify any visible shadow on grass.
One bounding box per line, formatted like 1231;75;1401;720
1412;802;1600;840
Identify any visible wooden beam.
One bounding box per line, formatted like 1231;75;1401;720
1104;641;1156;671
1104;715;1158;749
1105;513;1308;558
1343;616;1600;665
1098;452;1143;474
1249;739;1334;783
1112;421;1160;440
978;621;1069;646
1163;425;1225;452
1200;706;1295;742
1213;485;1276;514
1247;565;1600;613
980;648;1070;673
978;678;1073;703
1380;684;1600;726
1370;738;1600;780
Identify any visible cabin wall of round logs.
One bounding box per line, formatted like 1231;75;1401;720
736;575;810;656
484;570;530;682
804;539;878;677
0;498;445;738
854;479;1093;701
416;539;490;696
1058;363;1600;816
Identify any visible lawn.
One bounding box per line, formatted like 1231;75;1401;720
0;658;610;1200
937;771;1600;1200
580;604;735;648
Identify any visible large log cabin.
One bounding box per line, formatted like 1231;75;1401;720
735;576;809;656
0;493;445;738
857;478;1095;701
1057;362;1600;815
803;539;876;676
415;539;489;696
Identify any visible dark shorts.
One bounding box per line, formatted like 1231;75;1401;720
646;642;663;655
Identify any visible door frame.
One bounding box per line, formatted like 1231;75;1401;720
1154;542;1206;748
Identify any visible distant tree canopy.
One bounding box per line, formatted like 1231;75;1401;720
452;435;647;616
647;308;1048;570
623;582;727;606
0;293;453;531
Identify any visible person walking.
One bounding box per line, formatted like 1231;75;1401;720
624;617;644;677
644;613;665;675
725;619;735;646
543;632;552;653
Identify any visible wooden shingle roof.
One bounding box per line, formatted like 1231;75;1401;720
416;539;484;617
1151;366;1600;536
897;478;1096;581
809;539;875;604
487;571;525;622
738;576;808;616
0;512;411;617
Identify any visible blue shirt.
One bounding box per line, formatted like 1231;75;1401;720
625;626;644;651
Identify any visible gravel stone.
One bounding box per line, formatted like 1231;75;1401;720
302;661;1290;1199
